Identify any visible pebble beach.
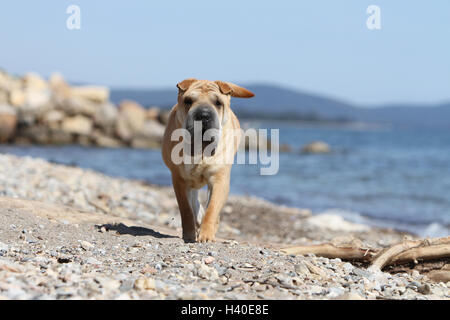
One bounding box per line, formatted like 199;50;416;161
0;153;448;300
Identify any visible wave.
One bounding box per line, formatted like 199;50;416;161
419;222;450;238
318;208;450;237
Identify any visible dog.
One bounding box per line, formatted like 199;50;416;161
162;79;254;242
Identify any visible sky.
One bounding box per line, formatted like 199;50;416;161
1;0;449;106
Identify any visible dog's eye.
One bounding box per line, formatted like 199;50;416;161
215;99;222;107
184;97;193;106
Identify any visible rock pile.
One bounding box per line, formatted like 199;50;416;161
0;70;166;148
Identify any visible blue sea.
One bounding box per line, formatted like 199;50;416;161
1;121;449;237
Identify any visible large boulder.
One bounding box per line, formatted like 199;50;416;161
146;106;160;121
50;74;102;117
158;110;171;125
61;115;93;135
16;89;52;125
92;130;123;148
49;72;71;100
131;138;161;149
23;72;48;91
76;134;92;147
115;100;146;142
70;86;109;103
49;129;74;145
0;71;21;92
94;102;118;134
16;126;50;144
136;120;165;142
17;91;53;126
128;119;165;149
301;141;331;154
23;89;51;109
56;96;98;116
9;89;25;107
0;89;8;104
0;105;17;142
41;110;65;129
0;71;10;91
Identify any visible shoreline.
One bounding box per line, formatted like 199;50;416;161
0;153;449;300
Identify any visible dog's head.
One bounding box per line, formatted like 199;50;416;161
175;79;254;155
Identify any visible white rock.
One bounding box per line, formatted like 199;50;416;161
342;262;354;273
134;277;155;290
195;262;219;281
301;141;331;154
0;242;9;253
70;86;109;103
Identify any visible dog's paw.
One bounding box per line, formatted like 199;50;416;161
182;231;197;243
197;225;216;243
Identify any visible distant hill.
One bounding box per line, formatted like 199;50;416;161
356;102;450;128
110;84;450;128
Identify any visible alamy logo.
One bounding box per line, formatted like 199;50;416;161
366;5;381;30
66;5;81;30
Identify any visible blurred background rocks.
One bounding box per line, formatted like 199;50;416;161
0;70;166;149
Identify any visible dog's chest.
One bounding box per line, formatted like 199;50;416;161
180;162;218;189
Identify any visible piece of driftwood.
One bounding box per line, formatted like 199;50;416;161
281;243;377;262
425;270;450;283
391;243;450;264
368;236;450;272
282;236;450;272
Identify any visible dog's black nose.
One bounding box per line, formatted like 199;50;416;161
193;106;213;122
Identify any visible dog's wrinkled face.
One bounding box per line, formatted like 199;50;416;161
181;80;227;139
176;79;254;157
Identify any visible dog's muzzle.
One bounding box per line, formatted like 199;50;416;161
185;106;220;156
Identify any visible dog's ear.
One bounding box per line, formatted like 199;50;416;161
215;81;254;98
177;78;197;91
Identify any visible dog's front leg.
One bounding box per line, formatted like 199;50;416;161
171;173;197;242
198;170;230;242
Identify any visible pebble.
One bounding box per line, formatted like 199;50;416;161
119;279;135;292
195;262;219;281
327;287;345;298
304;261;327;277
353;268;372;278
177;246;189;253
79;240;94;250
85;257;101;265
134;277;156;291
342;262;354;273
418;284;431;295
204;257;215;265
0;242;8;254
294;262;310;276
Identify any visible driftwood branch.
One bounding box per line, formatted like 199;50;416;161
281;243;377;262
390;243;450;264
368;236;450;272
282;236;450;272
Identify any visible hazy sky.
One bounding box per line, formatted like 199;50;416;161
1;1;449;106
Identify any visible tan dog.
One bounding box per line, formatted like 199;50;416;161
162;79;254;242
